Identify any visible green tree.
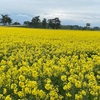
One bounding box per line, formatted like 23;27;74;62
54;17;61;29
0;14;12;25
24;21;31;27
48;17;61;29
42;18;47;28
12;22;20;25
31;16;40;28
48;19;53;29
7;17;12;25
86;23;91;29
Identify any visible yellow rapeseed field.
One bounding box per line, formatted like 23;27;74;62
0;27;100;100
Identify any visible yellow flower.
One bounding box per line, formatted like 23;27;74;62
17;91;24;98
90;91;95;96
94;97;98;100
1;65;6;71
81;90;86;96
32;88;38;96
83;82;87;87
32;71;38;79
22;61;27;66
5;95;12;100
25;87;31;94
26;81;37;88
19;82;24;88
61;75;66;81
97;75;100;79
19;75;25;82
45;84;52;90
3;88;7;94
75;81;82;88
38;90;46;99
0;94;3;99
11;83;17;89
49;90;58;99
7;60;13;66
50;97;55;100
46;78;51;83
75;94;80;100
49;90;55;97
63;82;72;90
68;76;74;82
66;92;72;97
97;71;100;74
1;60;6;65
14;88;18;94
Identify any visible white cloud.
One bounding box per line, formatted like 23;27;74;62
0;0;100;26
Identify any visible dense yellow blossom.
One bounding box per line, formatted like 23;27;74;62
81;90;86;96
19;75;25;82
5;95;12;100
66;92;72;97
3;88;7;94
61;75;67;81
0;27;100;100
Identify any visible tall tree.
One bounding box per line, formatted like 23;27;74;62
7;17;12;25
24;21;31;27
48;17;61;29
31;16;40;28
48;19;53;29
0;14;12;25
42;18;47;28
12;22;20;25
54;17;61;29
86;23;91;29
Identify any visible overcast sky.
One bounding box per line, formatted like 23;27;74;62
0;0;100;26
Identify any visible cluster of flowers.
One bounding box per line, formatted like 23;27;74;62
0;27;100;100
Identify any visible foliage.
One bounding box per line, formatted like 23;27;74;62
0;14;12;25
24;21;31;27
31;16;41;28
86;23;91;27
1;14;100;30
24;16;61;29
42;18;47;28
12;22;21;25
48;17;61;29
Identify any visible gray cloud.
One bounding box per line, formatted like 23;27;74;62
0;0;100;26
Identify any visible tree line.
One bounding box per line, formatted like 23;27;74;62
0;14;61;29
0;14;100;30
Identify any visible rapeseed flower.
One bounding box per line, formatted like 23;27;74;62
0;27;100;100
